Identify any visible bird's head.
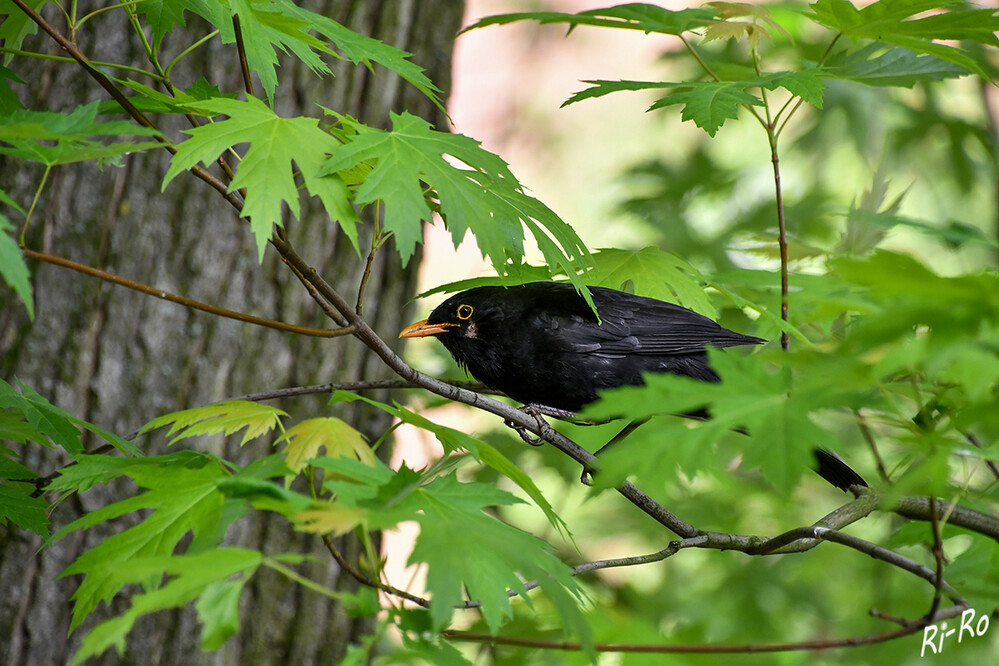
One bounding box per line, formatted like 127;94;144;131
399;288;502;344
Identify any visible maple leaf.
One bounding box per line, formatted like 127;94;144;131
163;97;359;259
140;399;287;447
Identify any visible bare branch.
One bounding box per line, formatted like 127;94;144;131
232;14;255;97
24;250;352;338
893;496;999;542
443;603;967;653
754;525;963;603
321;536;430;609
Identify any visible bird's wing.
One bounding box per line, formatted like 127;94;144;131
559;294;764;357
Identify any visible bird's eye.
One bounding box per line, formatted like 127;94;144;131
456;304;473;320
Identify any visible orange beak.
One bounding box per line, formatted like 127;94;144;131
398;319;458;338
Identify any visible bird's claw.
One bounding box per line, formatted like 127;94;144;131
506;420;546;446
505;403;566;446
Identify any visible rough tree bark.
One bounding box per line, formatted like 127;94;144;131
0;1;464;663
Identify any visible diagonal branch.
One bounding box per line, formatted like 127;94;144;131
10;0;243;211
270;231;701;538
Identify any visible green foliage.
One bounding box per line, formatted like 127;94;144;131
472;1;991;137
0;101;161;166
68;548;278;665
321;111;592;290
140;399;287;446
304;455;588;639
463;3;716;36
163;97;358;259
0;209;31;317
809;0;999;79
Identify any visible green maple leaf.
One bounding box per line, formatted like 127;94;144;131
412;500;588;642
134;0;217;47
0;481;48;536
197;0;440;106
0;101;161;167
274;0;440;106
0;65;25;113
0;0;48;62
163;97;359;259
0;211;32;318
586;348;835;494
276;417;375;475
321;112;591;296
0;379;82;456
823;44;967;88
809;0;998;80
53;456;231;632
69;548;271;665
465;4;715;36
650;82;764;137
140;399;287;447
588;247;715;318
225;0;331;103
330;392;569;535
565;73;823;136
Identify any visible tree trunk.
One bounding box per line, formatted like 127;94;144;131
0;1;464;664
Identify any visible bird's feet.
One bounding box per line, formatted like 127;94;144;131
505;403;578;446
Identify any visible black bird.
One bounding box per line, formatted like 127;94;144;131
400;282;866;491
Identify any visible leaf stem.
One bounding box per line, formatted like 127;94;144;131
18;165;51;246
265;559;344;601
356;202;383;315
0;47;162;80
75;1;141;31
775;33;841;139
679;35;720;82
165;31;220;79
766;124;790;349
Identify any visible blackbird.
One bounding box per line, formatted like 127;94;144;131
400;281;866;491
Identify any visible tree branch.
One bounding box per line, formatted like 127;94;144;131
892;496;999;542
23;249;353;338
10;0;244;211
269;232;701;538
229;379;491;402
443;602;967;653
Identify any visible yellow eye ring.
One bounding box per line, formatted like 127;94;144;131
456;304;473;320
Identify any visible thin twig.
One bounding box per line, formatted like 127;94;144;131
444;603;967;652
229;379;491;402
0;47;162;80
232;14;255;97
24;249;353;338
926;497;945;619
356;203;382;315
754;525;962;603
465;542;686;608
766;126;790;350
855;410;892;484
321;536;430;608
10;0;243;210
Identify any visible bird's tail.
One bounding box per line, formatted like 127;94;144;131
813;448;868;492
